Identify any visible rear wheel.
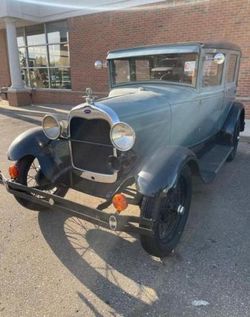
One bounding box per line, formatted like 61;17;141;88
227;120;240;162
14;155;68;210
140;166;192;258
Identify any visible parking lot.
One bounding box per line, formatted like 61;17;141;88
0;106;250;317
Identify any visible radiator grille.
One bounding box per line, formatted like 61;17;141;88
70;117;114;174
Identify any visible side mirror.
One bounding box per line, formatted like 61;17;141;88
214;53;225;64
94;60;103;70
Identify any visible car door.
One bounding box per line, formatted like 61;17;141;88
198;50;226;141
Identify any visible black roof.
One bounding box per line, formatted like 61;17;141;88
201;41;241;51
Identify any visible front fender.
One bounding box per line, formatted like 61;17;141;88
136;146;198;197
8;127;71;184
8;127;50;161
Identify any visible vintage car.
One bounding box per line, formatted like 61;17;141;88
0;42;245;258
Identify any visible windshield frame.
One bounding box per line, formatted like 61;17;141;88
109;52;200;89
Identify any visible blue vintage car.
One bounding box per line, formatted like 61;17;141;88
0;42;245;257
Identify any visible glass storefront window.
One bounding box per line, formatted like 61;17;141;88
17;20;71;89
17;28;25;47
30;68;49;88
19;47;27;67
48;44;70;67
28;46;48;67
47;20;69;44
21;69;29;86
50;68;71;89
26;24;46;46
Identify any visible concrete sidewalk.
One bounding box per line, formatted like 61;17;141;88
241;119;250;138
0;101;250;138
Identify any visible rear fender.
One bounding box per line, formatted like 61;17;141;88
222;102;245;140
8;127;71;184
136;146;199;197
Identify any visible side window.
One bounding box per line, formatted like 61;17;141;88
226;54;238;83
202;53;224;87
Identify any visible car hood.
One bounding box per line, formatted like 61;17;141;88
70;84;196;155
94;84;195;122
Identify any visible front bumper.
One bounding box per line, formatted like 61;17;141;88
0;171;153;236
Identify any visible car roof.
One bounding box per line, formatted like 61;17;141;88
107;42;241;59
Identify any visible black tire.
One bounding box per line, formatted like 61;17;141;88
140;166;192;258
14;155;68;211
227;120;240;162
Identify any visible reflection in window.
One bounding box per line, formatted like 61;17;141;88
17;28;25;47
19;47;27;67
47;20;68;44
28;46;48;67
26;24;46;46
49;44;70;67
16;20;71;89
50;68;71;89
30;68;49;88
136;60;150;81
113;60;130;83
21;69;29;86
202;54;224;87
226;54;238;83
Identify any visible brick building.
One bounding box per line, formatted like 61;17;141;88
0;0;250;117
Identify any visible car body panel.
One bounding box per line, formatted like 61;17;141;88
136;146;198;197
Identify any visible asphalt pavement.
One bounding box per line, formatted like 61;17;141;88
0;105;250;317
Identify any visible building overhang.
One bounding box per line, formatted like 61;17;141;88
0;0;166;28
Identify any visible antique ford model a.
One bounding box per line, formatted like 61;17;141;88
0;42;245;257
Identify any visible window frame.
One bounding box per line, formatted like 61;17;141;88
17;20;71;90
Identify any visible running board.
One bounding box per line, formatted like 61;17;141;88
198;144;233;183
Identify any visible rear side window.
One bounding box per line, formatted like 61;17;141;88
202;53;224;87
226;54;238;83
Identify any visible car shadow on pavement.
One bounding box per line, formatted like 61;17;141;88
37;144;250;316
38;210;182;316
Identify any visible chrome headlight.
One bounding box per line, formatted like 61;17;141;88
42;115;61;140
110;122;136;151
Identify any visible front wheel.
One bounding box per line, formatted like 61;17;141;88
14;155;68;210
140;166;192;258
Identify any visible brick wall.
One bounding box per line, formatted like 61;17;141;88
0;29;10;89
67;0;250;116
1;0;250;116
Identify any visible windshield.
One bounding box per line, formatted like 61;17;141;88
111;53;198;87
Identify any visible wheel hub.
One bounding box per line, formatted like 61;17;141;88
177;204;185;215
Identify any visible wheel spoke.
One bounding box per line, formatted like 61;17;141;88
158;176;187;241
